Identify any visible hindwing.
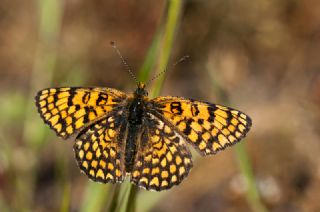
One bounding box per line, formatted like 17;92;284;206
130;113;193;191
74;111;127;183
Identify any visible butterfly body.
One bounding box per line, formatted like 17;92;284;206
35;82;252;191
125;83;148;172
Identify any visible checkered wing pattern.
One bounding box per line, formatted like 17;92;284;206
35;87;126;139
130;113;193;191
151;97;252;155
73;112;127;183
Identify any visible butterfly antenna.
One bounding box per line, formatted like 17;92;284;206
146;55;190;86
110;41;139;85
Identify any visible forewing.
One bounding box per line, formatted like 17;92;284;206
151;97;252;155
74;111;127;183
130;113;193;191
35;87;127;139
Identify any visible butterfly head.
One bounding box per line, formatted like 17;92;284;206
135;82;148;97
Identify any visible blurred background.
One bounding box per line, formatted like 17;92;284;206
0;0;320;211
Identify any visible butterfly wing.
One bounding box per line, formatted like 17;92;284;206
130;113;193;191
35;87;127;139
73;111;127;183
150;97;252;155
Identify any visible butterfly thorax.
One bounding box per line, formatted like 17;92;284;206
125;83;148;172
128;83;148;124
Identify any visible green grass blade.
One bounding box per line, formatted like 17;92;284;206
107;185;122;212
151;0;183;98
123;185;138;212
116;181;132;212
136;1;184;211
138;32;162;83
118;1;185;212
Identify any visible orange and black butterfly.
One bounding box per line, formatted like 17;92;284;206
35;44;252;191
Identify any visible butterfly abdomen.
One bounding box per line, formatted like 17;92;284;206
125;125;139;173
125;96;144;172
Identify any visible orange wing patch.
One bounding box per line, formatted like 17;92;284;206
74;113;126;183
35;87;126;138
130;113;193;191
151;97;252;155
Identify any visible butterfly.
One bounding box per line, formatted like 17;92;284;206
35;81;252;191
